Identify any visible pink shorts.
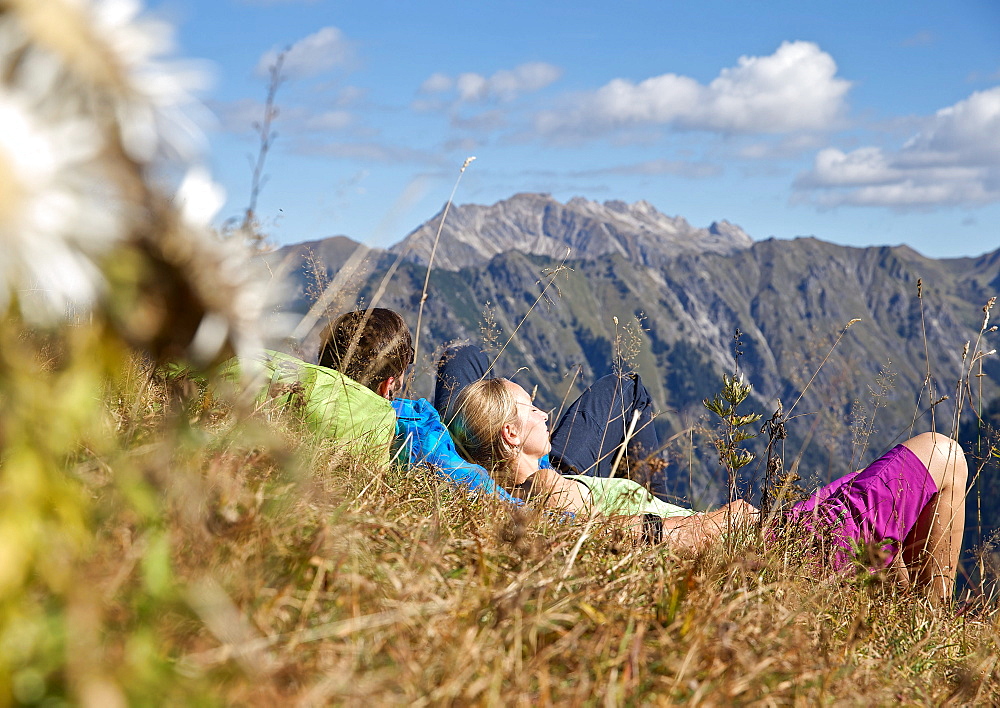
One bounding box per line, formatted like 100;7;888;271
785;445;938;571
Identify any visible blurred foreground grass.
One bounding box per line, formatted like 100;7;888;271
2;331;998;705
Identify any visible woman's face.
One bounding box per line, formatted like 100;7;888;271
504;380;551;458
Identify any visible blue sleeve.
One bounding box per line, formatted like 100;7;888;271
392;398;522;505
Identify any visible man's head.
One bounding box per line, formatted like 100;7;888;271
318;308;413;398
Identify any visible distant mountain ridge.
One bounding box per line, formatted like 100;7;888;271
389;193;752;271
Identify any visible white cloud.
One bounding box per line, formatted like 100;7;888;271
803;147;900;187
901;87;1000;165
443;137;481;153
487;63;562;100
450;109;507;131
411;97;447;113
966;66;1000;83
536;41;850;137
419;62;562;103
332;86;367;107
257;27;355;79
419;72;453;94
456;72;489;101
797;86;1000;208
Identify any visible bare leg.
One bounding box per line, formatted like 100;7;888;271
889;552;911;589
900;432;968;603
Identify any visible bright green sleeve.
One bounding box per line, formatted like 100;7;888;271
251;351;396;464
565;476;696;518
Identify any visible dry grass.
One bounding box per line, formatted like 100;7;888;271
48;360;1000;705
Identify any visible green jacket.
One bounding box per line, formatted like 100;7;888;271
248;350;396;464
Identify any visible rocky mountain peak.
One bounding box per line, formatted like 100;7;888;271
708;220;752;244
390;193;753;271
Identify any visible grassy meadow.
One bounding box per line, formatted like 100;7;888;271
0;337;997;705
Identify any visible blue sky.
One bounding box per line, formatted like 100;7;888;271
153;0;1000;258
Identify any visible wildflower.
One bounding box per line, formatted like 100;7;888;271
10;0;211;163
98;0;211;163
0;0;211;324
0;83;122;323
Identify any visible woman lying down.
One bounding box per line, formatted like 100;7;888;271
448;376;968;604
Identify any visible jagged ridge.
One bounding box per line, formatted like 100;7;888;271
388;193;752;271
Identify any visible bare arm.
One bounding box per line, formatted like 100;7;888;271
525;468;592;513
609;500;761;549
657;500;759;551
525;468;759;552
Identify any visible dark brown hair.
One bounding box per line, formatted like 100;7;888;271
318;308;413;391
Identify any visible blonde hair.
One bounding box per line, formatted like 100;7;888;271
450;378;520;484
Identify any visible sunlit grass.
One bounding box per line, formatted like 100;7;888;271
3;355;987;704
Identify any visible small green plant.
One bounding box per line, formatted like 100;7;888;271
703;329;762;507
704;371;762;505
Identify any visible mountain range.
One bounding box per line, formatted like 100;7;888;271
388;192;751;270
264;193;1000;555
